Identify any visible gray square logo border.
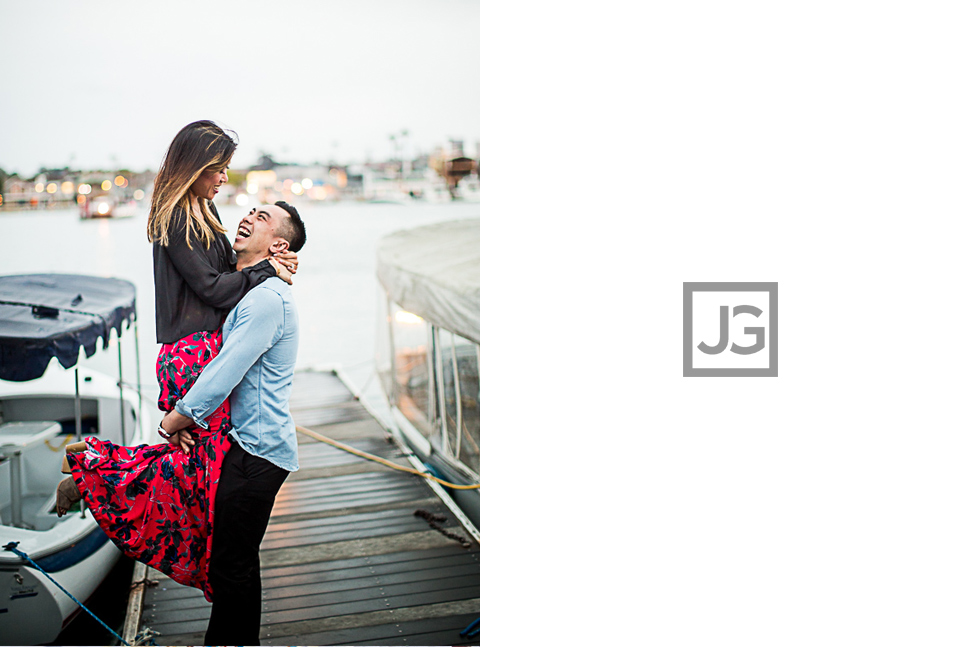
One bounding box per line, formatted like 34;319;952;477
683;282;778;377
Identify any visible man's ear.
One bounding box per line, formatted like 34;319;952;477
270;239;290;254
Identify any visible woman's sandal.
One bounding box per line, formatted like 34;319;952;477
55;476;82;517
60;441;88;474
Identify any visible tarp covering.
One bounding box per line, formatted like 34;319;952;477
0;274;137;381
376;219;479;344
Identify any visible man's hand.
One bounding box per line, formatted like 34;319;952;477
160;408;196;454
168;429;196;455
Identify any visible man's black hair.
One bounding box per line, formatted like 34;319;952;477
274;201;306;252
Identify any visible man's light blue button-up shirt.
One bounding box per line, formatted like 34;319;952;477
174;276;300;472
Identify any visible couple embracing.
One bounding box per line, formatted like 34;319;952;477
57;121;306;645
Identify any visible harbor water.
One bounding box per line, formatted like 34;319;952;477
2;200;479;418
0;198;480;644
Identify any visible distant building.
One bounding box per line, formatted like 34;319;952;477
0;168;155;211
1;140;478;211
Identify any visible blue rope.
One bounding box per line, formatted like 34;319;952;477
460;616;480;638
3;540;134;645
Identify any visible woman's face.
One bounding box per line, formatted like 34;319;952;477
189;166;229;200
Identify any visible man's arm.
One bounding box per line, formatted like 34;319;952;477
159;287;285;452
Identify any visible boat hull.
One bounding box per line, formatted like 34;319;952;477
389;405;481;530
0;363;152;644
0;526;120;644
422;452;480;529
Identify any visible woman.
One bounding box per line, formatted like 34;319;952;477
57;120;297;601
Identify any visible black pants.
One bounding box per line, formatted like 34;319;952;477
204;441;289;646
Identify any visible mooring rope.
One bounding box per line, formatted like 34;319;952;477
45;434;75;451
2;541;158;645
295;424;480;490
460;617;480;638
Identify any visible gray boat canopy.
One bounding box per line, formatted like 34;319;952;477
376;218;480;344
0;274;137;381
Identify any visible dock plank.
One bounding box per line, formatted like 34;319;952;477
266;612;481;646
134;369;479;645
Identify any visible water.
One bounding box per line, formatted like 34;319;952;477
2;200;479;417
0;198;479;644
51;555;134;645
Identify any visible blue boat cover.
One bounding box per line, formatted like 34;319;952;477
0;274;136;381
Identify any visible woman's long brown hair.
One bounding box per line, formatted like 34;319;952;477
147;120;237;249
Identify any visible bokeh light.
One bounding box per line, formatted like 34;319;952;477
394;311;424;324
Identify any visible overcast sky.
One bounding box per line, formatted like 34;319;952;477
0;0;479;175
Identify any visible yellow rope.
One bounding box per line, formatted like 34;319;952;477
295;425;481;490
45;434;75;451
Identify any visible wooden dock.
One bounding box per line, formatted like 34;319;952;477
124;369;480;646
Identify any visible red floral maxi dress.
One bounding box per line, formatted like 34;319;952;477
66;329;233;601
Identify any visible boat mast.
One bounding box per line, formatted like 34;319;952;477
449;333;463;460
117;336;126;445
432;327;451;456
74;368;82;445
75;367;85;517
134;319;143;426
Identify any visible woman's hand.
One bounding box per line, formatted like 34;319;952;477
269;257;293;285
273;250;298;274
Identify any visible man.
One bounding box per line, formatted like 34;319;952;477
158;200;306;645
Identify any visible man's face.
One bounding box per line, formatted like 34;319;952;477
233;204;288;255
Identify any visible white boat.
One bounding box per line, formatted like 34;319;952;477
0;274;151;645
375;219;480;530
81;195;138;219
